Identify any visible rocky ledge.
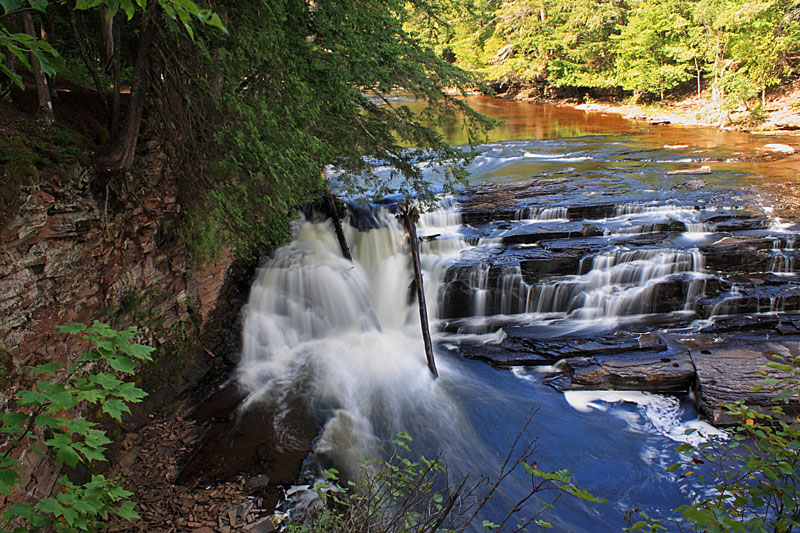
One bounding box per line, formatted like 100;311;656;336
460;315;800;425
448;176;800;426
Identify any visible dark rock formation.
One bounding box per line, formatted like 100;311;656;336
554;351;694;392
690;336;800;425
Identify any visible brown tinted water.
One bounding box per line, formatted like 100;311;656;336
437;95;800;184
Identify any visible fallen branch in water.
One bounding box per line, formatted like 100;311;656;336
398;198;438;379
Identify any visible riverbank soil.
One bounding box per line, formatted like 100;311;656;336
566;81;800;133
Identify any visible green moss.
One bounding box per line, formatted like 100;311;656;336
0;120;93;225
0;346;14;389
0;165;33;226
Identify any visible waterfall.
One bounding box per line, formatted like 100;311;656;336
515;206;569;221
238;207;486;479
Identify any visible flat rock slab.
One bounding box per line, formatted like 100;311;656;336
554;351;694;392
691;336;800;425
461;331;664;366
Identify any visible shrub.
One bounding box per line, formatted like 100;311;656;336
285;427;604;532
0;322;152;532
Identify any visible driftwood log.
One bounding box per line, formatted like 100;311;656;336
325;182;352;261
399;199;438;379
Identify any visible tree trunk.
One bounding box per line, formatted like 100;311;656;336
399;199;438;379
695;58;701;98
22;11;54;125
99;7;114;65
111;18;121;142
97;7;156;173
325;181;352;261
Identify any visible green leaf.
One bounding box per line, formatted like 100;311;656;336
116;500;140;520
0;467;22;494
17;389;48;407
36;497;62;515
92;373;123;391
125;342;155;360
102;398;130;421
58;323;87;335
0;0;24;15
1;412;29;434
45;433;81;468
27;0;48;12
767;362;794;373
28;362;62;377
108;354;136;374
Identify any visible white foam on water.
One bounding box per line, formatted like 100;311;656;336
564;390;726;447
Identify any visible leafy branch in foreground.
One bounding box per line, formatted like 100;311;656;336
0;321;153;532
285;417;605;532
670;353;800;532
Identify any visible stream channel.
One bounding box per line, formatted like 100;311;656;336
193;97;800;531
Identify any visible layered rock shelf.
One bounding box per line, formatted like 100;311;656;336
442;177;800;425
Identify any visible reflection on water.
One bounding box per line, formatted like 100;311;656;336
430;96;800;183
435;96;645;144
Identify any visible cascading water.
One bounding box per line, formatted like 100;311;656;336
226;97;800;530
238;209;491;484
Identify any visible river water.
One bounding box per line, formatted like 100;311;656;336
237;97;800;530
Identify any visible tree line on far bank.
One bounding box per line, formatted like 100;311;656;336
412;0;800;111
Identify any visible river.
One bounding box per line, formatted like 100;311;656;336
231;97;800;531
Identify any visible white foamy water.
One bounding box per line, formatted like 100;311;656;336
239;205;488;477
564;391;726;447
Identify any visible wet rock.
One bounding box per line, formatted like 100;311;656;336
566;204;618;221
702;236;774;273
554;351;694;392
244;475;270;495
700;311;800;333
708;217;769;232
520;251;582;281
690;336;800;425
461;331;665;366
698;276;800;318
176;382;315;513
676;179;706;191
246;517;278;533
460;336;555;366
581;224;603;237
502;227;581;245
459;178;571;226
